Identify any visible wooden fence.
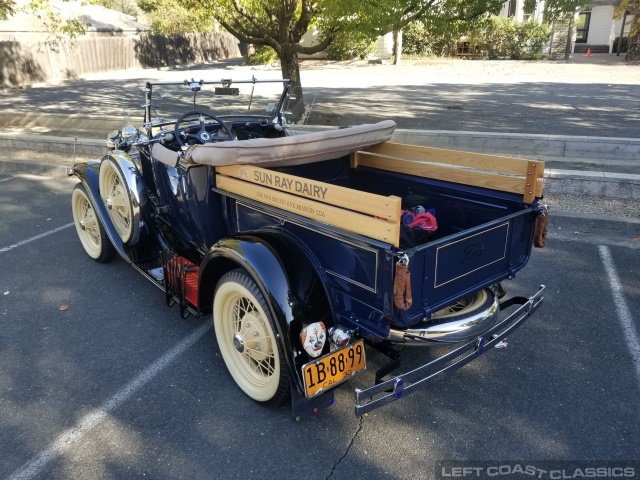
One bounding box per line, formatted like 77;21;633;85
0;32;241;88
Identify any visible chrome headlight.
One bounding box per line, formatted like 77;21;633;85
122;124;138;140
107;130;121;149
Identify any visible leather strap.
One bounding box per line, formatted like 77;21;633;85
394;262;413;310
534;210;548;248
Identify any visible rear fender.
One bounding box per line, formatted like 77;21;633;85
199;236;331;393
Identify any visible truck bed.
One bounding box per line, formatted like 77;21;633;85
213;142;544;335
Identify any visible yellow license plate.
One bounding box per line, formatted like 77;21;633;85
302;340;366;397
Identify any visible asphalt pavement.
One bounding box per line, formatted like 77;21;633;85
0;172;639;480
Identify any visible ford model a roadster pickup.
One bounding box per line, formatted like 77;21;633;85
70;76;546;419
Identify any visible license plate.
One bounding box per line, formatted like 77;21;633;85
302;340;366;397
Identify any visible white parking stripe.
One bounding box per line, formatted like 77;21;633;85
0;223;74;254
599;245;640;384
7;322;212;480
0;176;15;183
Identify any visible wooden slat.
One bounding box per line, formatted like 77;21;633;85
365;142;530;176
216;175;400;247
216;164;402;222
356;152;526;196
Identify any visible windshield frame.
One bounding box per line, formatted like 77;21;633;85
142;77;292;135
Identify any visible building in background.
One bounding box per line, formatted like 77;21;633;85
572;0;632;53
0;0;149;43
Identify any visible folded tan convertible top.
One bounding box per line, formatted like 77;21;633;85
153;120;396;168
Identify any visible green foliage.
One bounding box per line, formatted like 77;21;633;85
324;30;376;60
0;0;15;20
321;0;505;40
137;0;213;34
245;45;278;65
614;0;639;61
523;0;537;14
613;36;628;52
543;0;590;22
403;16;551;60
402;22;433;56
470;17;550;59
403;14;509;58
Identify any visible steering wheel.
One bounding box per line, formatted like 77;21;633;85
174;111;234;146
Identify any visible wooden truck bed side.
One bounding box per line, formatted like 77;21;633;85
354;142;544;203
215;165;402;246
214;142;545;247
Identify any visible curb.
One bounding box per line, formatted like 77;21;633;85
0;133;105;157
0;160;73;177
1;132;639;201
0;113;140;137
391;128;640;162
2;113;640;161
543;169;640;200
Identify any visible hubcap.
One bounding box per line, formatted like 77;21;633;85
233;333;245;353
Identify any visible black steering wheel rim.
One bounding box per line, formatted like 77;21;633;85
174;111;234;146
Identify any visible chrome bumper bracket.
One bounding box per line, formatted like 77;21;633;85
354;285;545;416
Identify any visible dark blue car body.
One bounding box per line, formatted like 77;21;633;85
71;77;546;418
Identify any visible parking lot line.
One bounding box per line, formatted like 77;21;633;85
0;176;14;183
599;245;640;384
7;321;212;480
0;223;74;254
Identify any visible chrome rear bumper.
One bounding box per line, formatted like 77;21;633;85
354;285;545;416
387;292;501;346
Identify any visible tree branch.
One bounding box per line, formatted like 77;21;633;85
216;18;270;47
292;0;318;40
292;32;333;54
228;0;279;45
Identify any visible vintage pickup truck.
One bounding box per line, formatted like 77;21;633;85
71;76;546;419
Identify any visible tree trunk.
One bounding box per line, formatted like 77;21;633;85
564;14;574;61
393;30;403;65
626;16;640;61
279;49;305;123
617;12;627;56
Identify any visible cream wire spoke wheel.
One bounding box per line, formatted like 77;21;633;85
71;184;115;263
213;270;289;404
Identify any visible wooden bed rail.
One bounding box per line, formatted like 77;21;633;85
215;164;402;247
354;142;544;203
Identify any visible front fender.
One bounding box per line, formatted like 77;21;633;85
199;236;304;390
102;150;147;246
74;161;126;259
